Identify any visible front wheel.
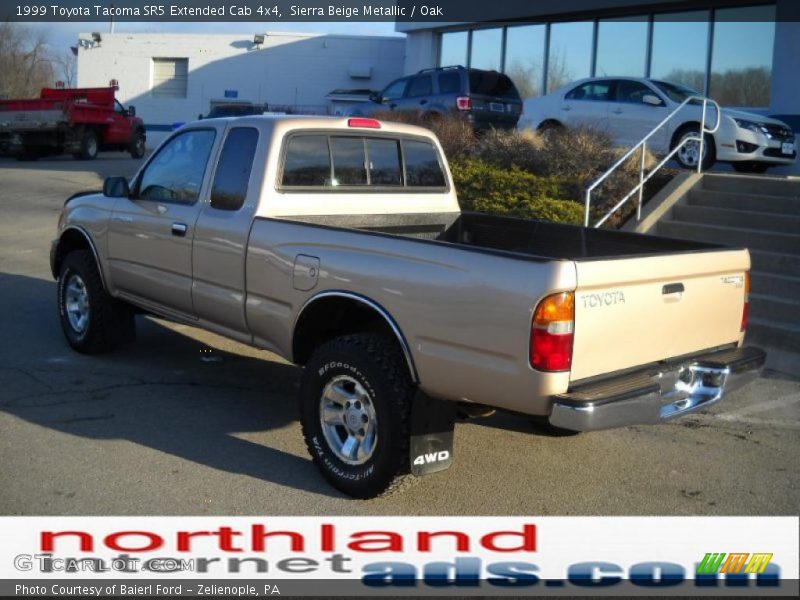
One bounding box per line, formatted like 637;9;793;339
57;250;134;353
129;131;146;159
300;333;416;498
673;127;716;170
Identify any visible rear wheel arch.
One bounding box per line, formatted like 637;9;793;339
292;292;418;383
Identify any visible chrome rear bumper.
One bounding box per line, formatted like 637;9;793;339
549;346;765;432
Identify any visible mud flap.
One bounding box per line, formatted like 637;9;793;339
409;391;456;477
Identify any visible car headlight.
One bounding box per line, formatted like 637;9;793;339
734;118;769;135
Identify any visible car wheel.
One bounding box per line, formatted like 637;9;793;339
732;162;769;174
300;333;416;498
58;250;134;354
673;126;716;170
77;129;99;160
537;120;564;135
129;131;146;159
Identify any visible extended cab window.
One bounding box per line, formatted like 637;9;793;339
210;127;259;211
282;135;331;186
403;139;446;187
280;133;444;190
138;129;215;204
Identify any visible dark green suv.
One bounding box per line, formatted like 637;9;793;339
354;66;523;130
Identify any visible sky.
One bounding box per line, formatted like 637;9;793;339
25;21;401;56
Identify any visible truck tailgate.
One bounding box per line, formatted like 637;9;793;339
570;248;749;381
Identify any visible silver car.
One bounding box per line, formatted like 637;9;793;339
519;76;797;174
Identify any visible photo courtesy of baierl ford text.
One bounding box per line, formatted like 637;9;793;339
0;0;798;597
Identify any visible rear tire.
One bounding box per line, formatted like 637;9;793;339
77;129;99;160
57;250;134;354
129;130;146;159
300;333;416;498
732;162;769;174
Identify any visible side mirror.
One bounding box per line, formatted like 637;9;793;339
127;105;136;116
369;92;382;103
197;113;203;120
103;176;130;198
642;94;662;107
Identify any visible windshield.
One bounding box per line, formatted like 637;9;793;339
651;80;701;103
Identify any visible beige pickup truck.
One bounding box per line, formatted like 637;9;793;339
51;116;765;498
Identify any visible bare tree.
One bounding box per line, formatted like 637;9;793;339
53;49;77;88
0;22;55;98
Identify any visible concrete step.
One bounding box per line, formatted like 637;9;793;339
747;318;800;354
750;272;800;302
749;293;800;327
702;174;800;197
750;250;800;277
673;204;800;234
657;221;800;255
688;189;800;215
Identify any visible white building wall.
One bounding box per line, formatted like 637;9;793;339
76;32;405;145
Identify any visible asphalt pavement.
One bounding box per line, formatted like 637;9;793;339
1;154;798;515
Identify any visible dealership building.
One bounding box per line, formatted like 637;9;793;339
398;0;798;129
75;31;404;144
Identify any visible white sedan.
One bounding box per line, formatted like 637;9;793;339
519;77;797;174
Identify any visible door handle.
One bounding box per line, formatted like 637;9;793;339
389;103;397;109
419;99;428;105
612;108;623;114
662;283;685;295
561;106;571;111
171;222;188;237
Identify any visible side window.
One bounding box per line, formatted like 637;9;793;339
566;81;613;101
114;100;126;114
210;127;259;211
403;139;446;187
282;135;331;186
137;129;216;204
331;137;367;186
438;71;462;94
405;76;433;97
367;138;402;185
382;78;408;101
616;80;662;105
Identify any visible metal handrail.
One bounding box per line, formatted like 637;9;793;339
584;95;721;228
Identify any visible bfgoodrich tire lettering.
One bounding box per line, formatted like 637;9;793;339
300;333;416;498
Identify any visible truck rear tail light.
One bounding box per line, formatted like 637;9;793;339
348;118;381;129
456;96;471;111
530;292;574;372
741;271;750;332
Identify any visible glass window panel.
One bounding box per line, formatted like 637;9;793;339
504;24;546;98
440;31;468;67
139;129;215;204
405;75;433;98
331;137;367;186
650;11;710;93
210;128;258;211
438;72;461;94
595;17;648;77
548;21;593;92
367;139;402;186
710;6;775;107
282;135;330;187
403;140;446;188
470;27;503;71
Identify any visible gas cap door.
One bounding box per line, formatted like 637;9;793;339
293;254;320;291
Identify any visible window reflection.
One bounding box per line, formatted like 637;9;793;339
596;17;648;77
651;12;710;92
504;24;546;98
548;21;593;92
710;5;775;107
470;28;503;71
440;31;468;67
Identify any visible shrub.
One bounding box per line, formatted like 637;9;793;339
370;110;475;160
473;128;547;173
450;159;584;225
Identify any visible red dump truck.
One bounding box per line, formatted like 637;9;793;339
0;86;145;160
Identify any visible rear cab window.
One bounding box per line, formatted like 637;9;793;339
279;132;446;191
